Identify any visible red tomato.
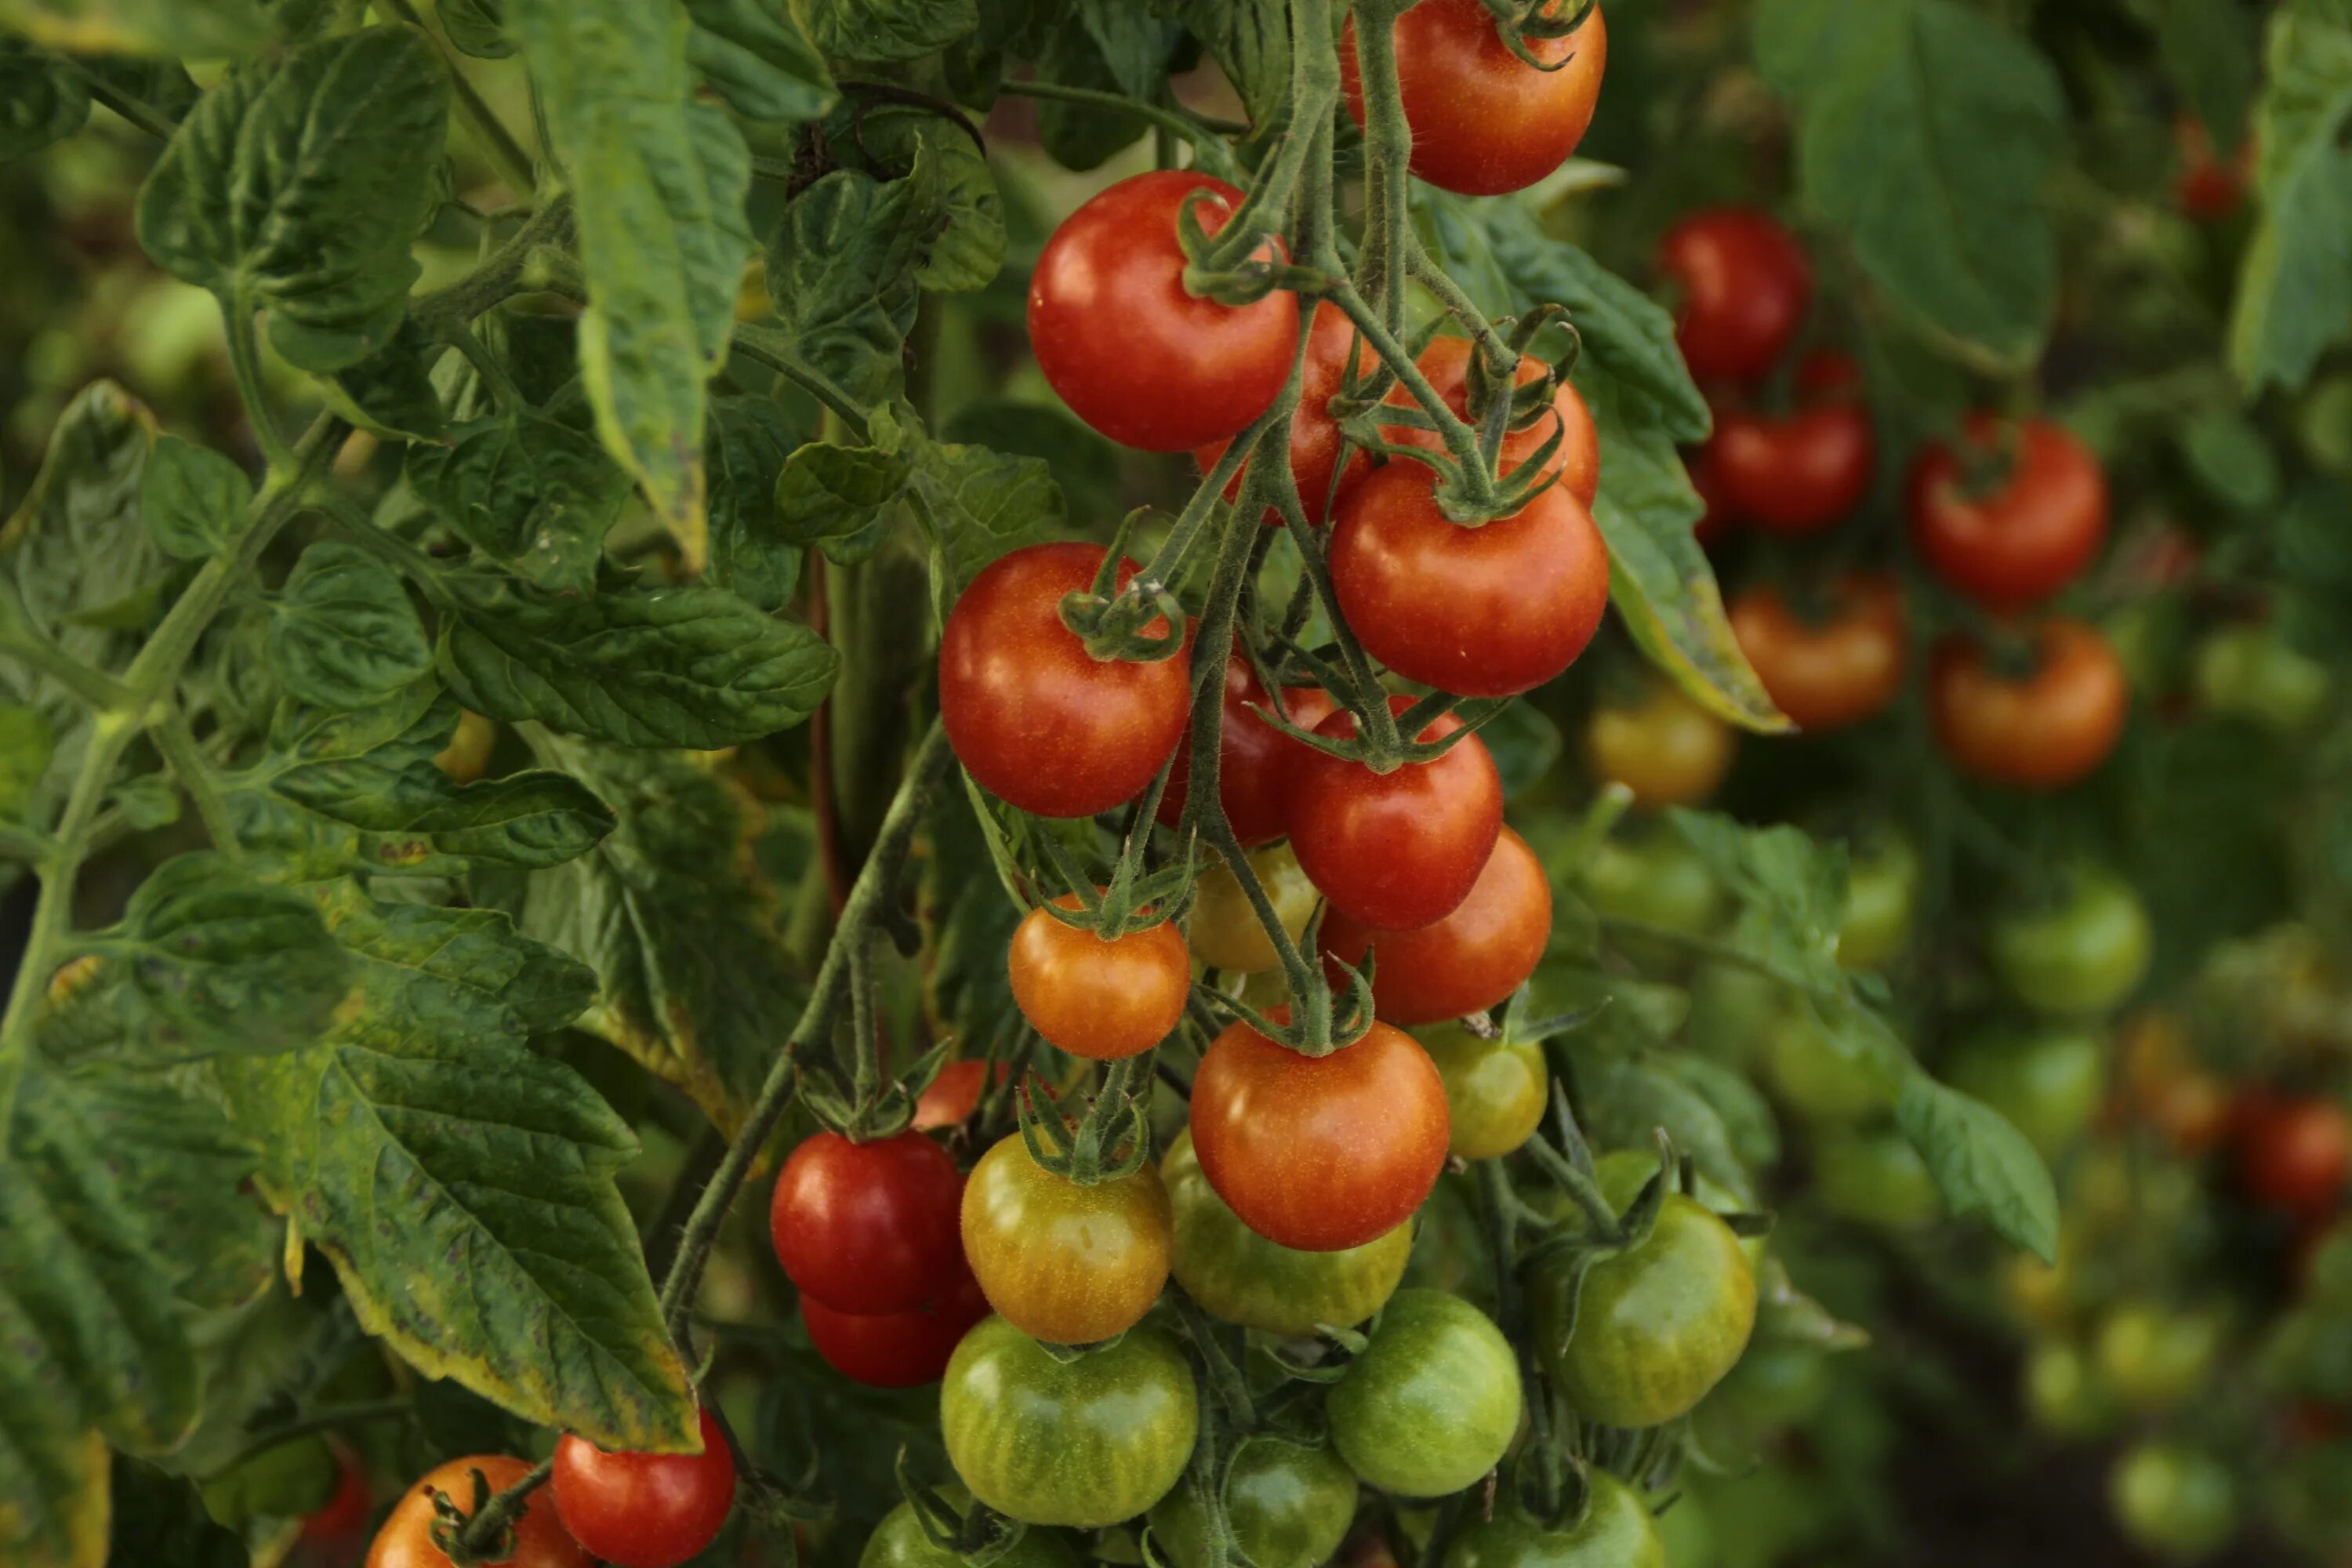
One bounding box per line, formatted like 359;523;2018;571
2176;116;2250;220
1322;826;1552;1025
1195;301;1375;526
1728;574;1907;731
1383;336;1601;508
1341;0;1609;198
1929;619;2129;790
1710;352;1874;535
366;1456;586;1568
1909;416;2110;609
913;1059;1007;1132
551;1407;735;1568
939;542;1189;820
1156;655;1328;845
1287;698;1504;931
2234;1094;2351;1218
803;1256;990;1388
1657;208;1813;386
302;1445;371;1547
1190;1017;1450;1250
769;1130;964;1316
1330;461;1610;699
1029;170;1299;452
1007;894;1190;1062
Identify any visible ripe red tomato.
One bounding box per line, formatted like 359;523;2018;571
1657;208;1812;385
1189;1017;1450;1251
802;1255;990;1387
1728;574;1907;731
366;1455;587;1568
2234;1093;2350;1218
551;1406;735;1568
1929;619;2129;790
1909;416;2110;608
2176;116;2249;220
1710;352;1875;535
1287;698;1504;931
1156;656;1327;845
1195;301;1374;525
768;1129;963;1316
1321;826;1551;1026
939;542;1189;819
1330;461;1610;699
1028;169;1299;452
1341;0;1609;198
301;1446;371;1547
1383;336;1601;508
913;1058;1007;1132
962;1130;1173;1344
1007;894;1189;1062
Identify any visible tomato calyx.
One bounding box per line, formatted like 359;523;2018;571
1479;0;1606;67
424;1461;550;1568
1012;1058;1157;1186
1056;510;1192;664
891;1451;1025;1562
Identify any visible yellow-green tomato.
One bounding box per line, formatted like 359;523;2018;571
2023;1340;2115;1439
2092;1304;2224;1413
434;708;497;784
1417;1025;1548;1160
1328;1290;1522;1498
962;1132;1171;1346
1944;1026;2105;1158
1765;1007;1904;1123
1990;871;2152;1019
2109;1443;2237;1561
1811;1126;1941;1231
1190;844;1320;974
2194;624;2330;735
1163;1129;1408;1337
1444;1474;1666;1568
1837;835;1919;971
1146;1437;1357;1568
860;1497;1081;1568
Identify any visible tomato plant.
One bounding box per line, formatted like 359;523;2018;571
1929;619;2131;789
1729;575;1907;733
1908;416;2110;609
1710;353;1876;536
1989;871;2153;1018
1384;336;1603;508
801;1257;991;1388
1584;681;1737;808
1418;1025;1550;1160
550;1406;737;1568
1147;1436;1359;1568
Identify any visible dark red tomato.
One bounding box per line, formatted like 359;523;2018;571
769;1130;963;1316
2176;116;2249;220
1929;619;2129;790
1383;336;1601;508
1330;461;1610;699
1727;574;1907;731
551;1406;735;1568
366;1456;586;1568
913;1058;1007;1132
301;1445;371;1546
1657;208;1812;386
1322;826;1550;1026
1908;416;2110;608
1287;698;1504;931
1007;894;1189;1062
2234;1093;2350;1218
1157;655;1325;846
1711;353;1875;535
939;542;1189;819
1029;170;1299;452
1341;0;1609;198
1195;301;1374;526
1191;1017;1450;1251
803;1255;989;1388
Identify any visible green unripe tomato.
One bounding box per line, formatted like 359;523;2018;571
2109;1443;2237;1561
2022;1340;2115;1439
861;1497;1081;1568
1712;1341;1832;1429
1837;834;1919;971
1443;1474;1666;1568
1580;829;1724;937
1417;1025;1547;1160
2193;625;2331;735
1811;1126;1941;1230
1329;1290;1522;1497
1944;1026;2106;1158
1146;1437;1356;1568
2092;1303;2223;1413
1991;872;2152;1019
1765;1007;1904;1123
1683;961;1782;1067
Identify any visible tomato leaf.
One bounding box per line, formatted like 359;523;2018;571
1035;1;1179;169
686;0;837;122
315;318;448;445
439;0;512;56
265;543;434;712
2129;0;2259;147
775;441;914;566
0;38;90;161
139;434;250;562
1894;1076;2060;1262
906;430;1067;592
405;398;630;593
818;99;1004;293
0;0;267;59
1155;0;1290;139
2229;0;2352;392
0;702;54;818
1581;1056;1756;1204
762;161;944;405
804;0;979;63
706;394;811;612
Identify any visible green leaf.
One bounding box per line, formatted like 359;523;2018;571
687;0;837;122
0;38;89;161
439;0;512;58
774;440;912;566
316;318;447;443
764;162;942;405
437;566;838;748
218;888;696;1451
0;702;55;818
2129;0;2259;147
705;395;808;612
939;399;1121;521
1481;698;1563;801
106;773;179;832
1895;1075;2060;1261
134;27;449;372
510;0;753;572
0;0;267;58
138;434;251;562
906;430;1065;590
1581;1055;1755;1203
111;1458;247;1568
804;0;978;63
1155;0;1288;135
818;99;1004;292
1036;2;1177;169
265;543;433;711
1653;1051;1781;1175
2229;0;2352;392
1755;0;2066;367
920;775;1027;1058
405;401;630;593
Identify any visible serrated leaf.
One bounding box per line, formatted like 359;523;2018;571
139;434;251;562
134;27;449;372
1581;1056;1755;1203
687;0;837;122
804;0;978;63
1035;2;1176;169
0;0;267;58
0;702;55;817
1755;0;2065;366
316;318;447;443
266;543;433;710
1895;1075;2060;1261
818;99;1004;293
705;396;809;611
1156;0;1288;134
906;432;1065;589
775;440;911;566
440;0;511;58
2229;0;2352;392
1653;1051;1780;1175
106;773;179;832
763;162;942;405
405;401;629;592
0;38;89;161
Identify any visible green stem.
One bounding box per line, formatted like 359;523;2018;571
1173;1287;1257;1428
730;324;873;441
996;79;1247;146
453;1457;554;1566
59;58;178;140
154;710;239;860
412;198;577;336
382;0;539;197
0;612;132;710
222;298;296;472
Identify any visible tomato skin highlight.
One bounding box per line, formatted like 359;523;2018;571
1656;208;1812;386
1028;169;1299;452
1156;659;1324;846
1909;416;2110;608
550;1406;736;1568
1331;460;1610;699
1342;1;1609;198
1584;681;1737;808
1929;619;2129;790
1195;301;1375;525
768;1129;964;1316
1147;1436;1359;1568
1190;1017;1450;1252
960;1130;1172;1345
1327;1288;1523;1497
1287;699;1504;931
366;1455;589;1568
803;1256;990;1388
1445;1475;1668;1568
1729;575;1906;733
1383;336;1602;508
1417;1025;1548;1160
1321;826;1552;1027
1163;1128;1410;1335
1007;895;1189;1062
941;1317;1198;1528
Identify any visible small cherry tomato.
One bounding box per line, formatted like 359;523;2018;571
301;1446;372;1548
1330;459;1611;699
860;1496;1080;1568
2175;116;2249;221
1147;1436;1359;1568
1029;169;1299;452
551;1406;735;1568
1320;826;1551;1027
913;1058;1007;1132
803;1255;990;1388
1945;1026;2106;1158
433;709;496;784
1929;619;2129;790
1989;869;2151;1018
1189;842;1323;973
1765;1006;1903;1123
1383;336;1601;508
366;1455;588;1568
1157;659;1327;845
960;1129;1172;1345
1341;0;1609;198
1191;1017;1450;1252
1580;824;1724;936
2110;1443;2237;1561
1728;575;1906;733
1327;1289;1522;1497
1710;353;1875;535
1446;1474;1665;1568
1812;1126;1941;1231
2093;1304;2223;1413
1838;832;1919;970
939;542;1189;819
1287;699;1504;931
1416;1024;1547;1160
769;1129;964;1316
2234;1093;2350;1218
1584;681;1737;808
1195;301;1375;526
2193;623;2331;735
1656;208;1812;386
1007;894;1189;1062
1908;416;2110;609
